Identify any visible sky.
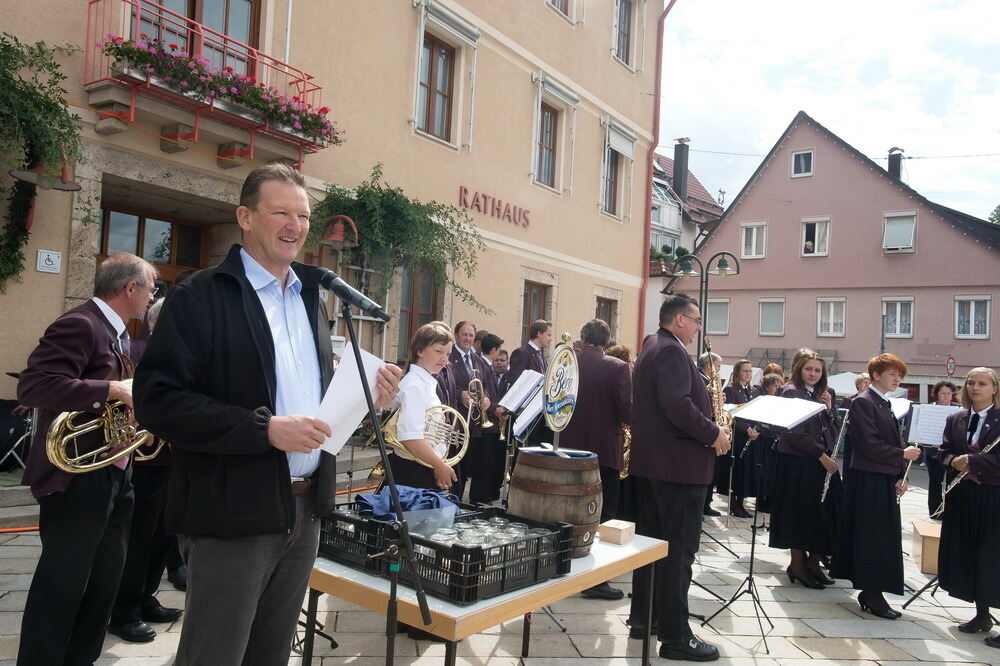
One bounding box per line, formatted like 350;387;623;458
658;0;1000;220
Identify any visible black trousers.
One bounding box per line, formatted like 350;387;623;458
470;432;505;504
628;478;706;642
112;465;173;625
18;465;134;666
599;465;621;521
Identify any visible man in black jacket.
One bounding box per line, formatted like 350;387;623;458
134;162;400;665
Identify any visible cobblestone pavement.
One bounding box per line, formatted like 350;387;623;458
0;467;994;664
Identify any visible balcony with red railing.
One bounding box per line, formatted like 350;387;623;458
84;0;337;165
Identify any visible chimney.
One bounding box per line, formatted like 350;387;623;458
888;147;904;180
673;137;690;202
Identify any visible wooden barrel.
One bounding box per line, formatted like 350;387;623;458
507;449;602;558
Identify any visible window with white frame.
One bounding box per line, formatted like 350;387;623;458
651;204;662;225
613;0;634;65
741;222;766;259
531;73;578;191
817;298;845;337
548;0;571;17
882;297;913;338
412;3;480;146
955;296;990;339
650;229;677;257
706;299;730;335
601;118;636;218
791;150;813;177
759;299;785;336
802;217;829;256
883;212;916;252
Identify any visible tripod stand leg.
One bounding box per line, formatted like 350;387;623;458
700;528;738;559
902;575;938;609
302;588;320;664
691;579;725;602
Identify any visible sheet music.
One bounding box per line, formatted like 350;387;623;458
889;397;912;421
908;404;962;446
316;343;386;455
513;388;543;439
499;370;544;412
729;395;825;430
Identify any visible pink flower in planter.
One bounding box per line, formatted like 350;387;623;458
230;87;238;93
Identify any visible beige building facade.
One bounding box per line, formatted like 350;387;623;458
0;0;658;399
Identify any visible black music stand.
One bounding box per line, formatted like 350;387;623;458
701;461;774;652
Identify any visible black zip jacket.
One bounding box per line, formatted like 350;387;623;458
134;245;336;537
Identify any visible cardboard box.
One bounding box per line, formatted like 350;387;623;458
598;519;635;545
912;520;941;575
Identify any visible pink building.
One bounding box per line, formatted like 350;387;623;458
686;111;999;401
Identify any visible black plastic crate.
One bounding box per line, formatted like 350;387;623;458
319;502;572;605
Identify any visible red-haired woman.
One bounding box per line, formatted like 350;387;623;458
937;367;1000;645
831;354;921;618
769;352;840;588
723;360;760;518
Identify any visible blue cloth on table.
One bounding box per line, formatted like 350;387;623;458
356;485;458;520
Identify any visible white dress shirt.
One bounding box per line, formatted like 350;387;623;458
241;250;323;478
395;364;445;458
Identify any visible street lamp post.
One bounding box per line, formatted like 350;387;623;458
666;251;741;354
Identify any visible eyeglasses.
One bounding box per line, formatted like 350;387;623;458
135;282;158;297
681;313;703;326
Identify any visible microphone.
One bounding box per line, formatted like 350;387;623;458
305;266;391;322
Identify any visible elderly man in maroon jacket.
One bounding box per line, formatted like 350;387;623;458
560;318;631;599
627;294;731;662
16;252;157;665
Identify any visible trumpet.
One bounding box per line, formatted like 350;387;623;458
467;376;494;429
366;405;470;485
46;379;155;474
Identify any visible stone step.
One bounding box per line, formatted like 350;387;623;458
0;503;39;529
0;485;35;508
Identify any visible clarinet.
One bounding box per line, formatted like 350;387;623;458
932;432;1000;517
821;411;849;503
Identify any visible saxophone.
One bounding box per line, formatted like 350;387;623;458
618;424;632;479
703;338;733;431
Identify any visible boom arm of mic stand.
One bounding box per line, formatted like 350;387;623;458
339;303;433;628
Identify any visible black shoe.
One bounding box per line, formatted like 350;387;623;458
821;555;832;570
786;566;824;590
658;635;720;662
108;621;156;643
141;600;183;623
581;581;624;600
807;567;836;586
985;634;1000;649
857;591;900;620
703;505;721;517
959;616;994;633
628;624;657;639
167;565;187;591
730;504;752;519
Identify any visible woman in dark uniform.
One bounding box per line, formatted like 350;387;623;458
937;367;1000;646
769;351;840;588
724;360;760;518
832;354;921;618
924;380;959;517
756;372;784;516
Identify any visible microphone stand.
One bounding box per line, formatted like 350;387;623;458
338;302;432;666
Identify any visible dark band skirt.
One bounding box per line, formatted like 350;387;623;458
830;468;903;594
387;454;436;491
739;436;771;499
938;480;1000;607
769;451;834;553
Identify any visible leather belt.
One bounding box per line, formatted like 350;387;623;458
291;476;314;496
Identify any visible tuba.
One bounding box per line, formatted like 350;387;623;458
46;379;158;473
366;405;470;485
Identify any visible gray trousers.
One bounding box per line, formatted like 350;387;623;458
175;492;320;665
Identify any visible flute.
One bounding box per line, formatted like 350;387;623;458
896;460;913;504
821;411;849;503
931;432;1000;517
